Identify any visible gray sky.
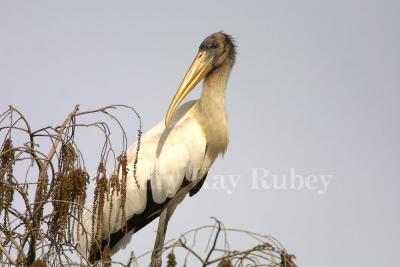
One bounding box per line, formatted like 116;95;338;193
1;1;399;266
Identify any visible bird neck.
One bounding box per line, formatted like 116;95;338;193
197;60;233;157
200;62;231;110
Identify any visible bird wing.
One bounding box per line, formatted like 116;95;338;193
78;101;211;258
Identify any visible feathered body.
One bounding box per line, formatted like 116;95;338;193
78;32;236;260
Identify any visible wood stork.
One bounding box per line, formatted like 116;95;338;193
78;31;237;262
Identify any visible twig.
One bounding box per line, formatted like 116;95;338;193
0;242;16;265
203;218;222;265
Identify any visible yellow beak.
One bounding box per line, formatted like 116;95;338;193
165;51;212;127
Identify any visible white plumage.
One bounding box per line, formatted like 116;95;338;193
78;101;213;253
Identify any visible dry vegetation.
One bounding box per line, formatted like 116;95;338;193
0;105;296;267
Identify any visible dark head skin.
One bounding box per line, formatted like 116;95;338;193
199;32;237;69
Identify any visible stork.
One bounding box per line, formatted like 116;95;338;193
78;31;237;264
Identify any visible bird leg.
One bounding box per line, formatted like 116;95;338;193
149;183;192;267
150;206;175;267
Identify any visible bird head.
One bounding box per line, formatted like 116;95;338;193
165;32;236;127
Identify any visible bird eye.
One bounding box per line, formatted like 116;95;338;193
209;42;219;49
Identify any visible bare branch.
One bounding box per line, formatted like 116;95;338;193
0;105;296;267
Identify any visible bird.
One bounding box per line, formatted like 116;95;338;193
77;31;237;263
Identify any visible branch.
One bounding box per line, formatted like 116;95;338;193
0;242;16;265
27;105;80;265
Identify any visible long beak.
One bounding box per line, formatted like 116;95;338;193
165;51;212;127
